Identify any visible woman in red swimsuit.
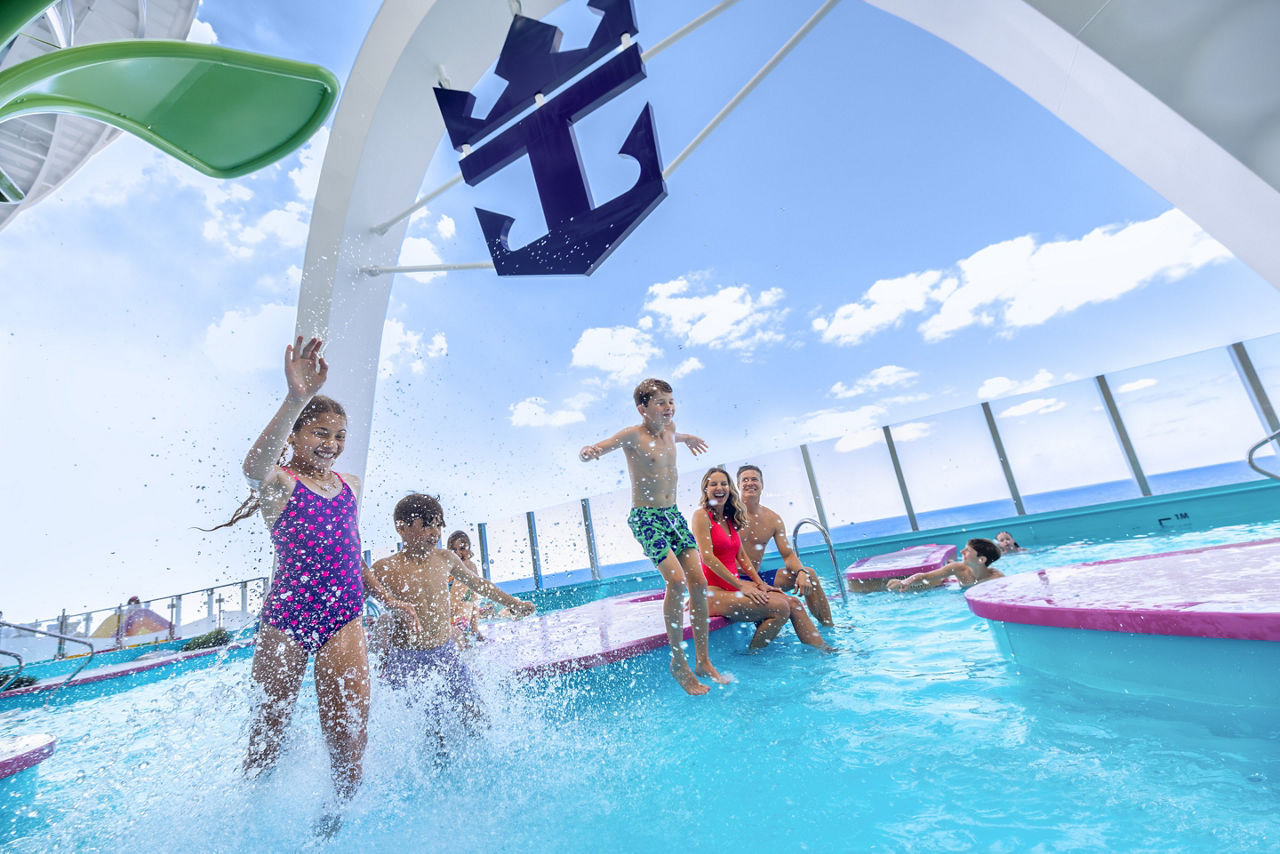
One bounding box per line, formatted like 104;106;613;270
689;468;831;651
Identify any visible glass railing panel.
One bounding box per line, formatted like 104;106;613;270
891;406;1019;527
482;513;533;588
1240;333;1280;429
804;433;915;541
993;378;1141;512
584;485;649;580
1106;347;1271;492
531;499;592;588
721;446;817;543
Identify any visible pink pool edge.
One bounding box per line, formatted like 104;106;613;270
965;538;1280;641
844;544;957;592
0;734;56;781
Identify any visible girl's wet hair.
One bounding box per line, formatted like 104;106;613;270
699;466;747;531
201;395;347;533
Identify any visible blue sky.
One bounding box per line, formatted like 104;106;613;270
4;0;1280;619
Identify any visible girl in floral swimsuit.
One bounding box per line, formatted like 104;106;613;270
214;337;416;810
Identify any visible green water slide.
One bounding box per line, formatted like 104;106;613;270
0;2;339;203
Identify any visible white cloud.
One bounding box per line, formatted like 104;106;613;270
203;303;297;374
570;326;661;384
812;271;952;346
637;316;654;331
810;211;1232;348
791;405;886;449
671;357;704;379
187;18;218;44
379;319;445;378
830;364;919;399
977;368;1056;399
1117;378;1158;393
998;397;1068;418
288;128;328;203
919;210;1232;341
644;276;787;353
509;397;588;427
397;236;445;283
239;201;310;249
435;215;456;240
879;393;931;406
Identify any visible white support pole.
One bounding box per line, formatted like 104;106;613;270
663;0;840;180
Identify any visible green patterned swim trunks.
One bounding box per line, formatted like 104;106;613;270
627;506;698;566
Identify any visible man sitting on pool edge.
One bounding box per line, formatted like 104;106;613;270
735;464;834;626
886;538;1004;591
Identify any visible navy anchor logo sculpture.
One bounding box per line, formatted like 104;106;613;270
433;0;667;277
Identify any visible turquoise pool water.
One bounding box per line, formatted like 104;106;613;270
4;521;1280;850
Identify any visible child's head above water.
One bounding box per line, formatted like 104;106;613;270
393;493;444;533
633;377;673;408
967;538;1002;567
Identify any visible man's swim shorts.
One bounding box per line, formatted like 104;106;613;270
627;506;698;566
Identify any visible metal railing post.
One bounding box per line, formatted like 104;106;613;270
799;443;830;532
1096;374;1151;496
240;581;248;614
581;498;601;581
477;523;492;580
1230;341;1280;455
527;511;543;590
205;589;215;621
982;402;1026;515
168;598;177;640
883;426;919;531
113;605;124;650
56;610;67;659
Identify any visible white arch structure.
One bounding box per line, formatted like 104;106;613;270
299;0;1280;477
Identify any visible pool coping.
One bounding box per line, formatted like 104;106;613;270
0;734;56;781
965;538;1280;641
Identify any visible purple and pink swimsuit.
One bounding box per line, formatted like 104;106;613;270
260;468;365;654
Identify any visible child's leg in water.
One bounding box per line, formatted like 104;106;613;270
314;618;372;803
677;548;731;684
244;624;308;776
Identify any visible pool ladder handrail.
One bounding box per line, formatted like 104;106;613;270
0;621;96;702
0;649;22;693
791;518;849;606
1247;428;1280;481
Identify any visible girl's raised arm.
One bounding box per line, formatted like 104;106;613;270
244;337;327;485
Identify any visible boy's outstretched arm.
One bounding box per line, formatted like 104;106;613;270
887;565;953;592
673;431;708;455
579;428;632;462
450;556;536;616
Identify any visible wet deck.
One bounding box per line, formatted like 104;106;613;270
965;538;1280;640
472;590;731;677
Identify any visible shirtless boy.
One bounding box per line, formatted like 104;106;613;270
886;538;1004;592
370;494;534;724
580;378;729;695
736;465;834;626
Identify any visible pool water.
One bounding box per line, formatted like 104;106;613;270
4;522;1280;850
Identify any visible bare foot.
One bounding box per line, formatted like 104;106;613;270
671;660;710;695
695;661;733;684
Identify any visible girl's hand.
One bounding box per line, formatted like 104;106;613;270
285;337;328;401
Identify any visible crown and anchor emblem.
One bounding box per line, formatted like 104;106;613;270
433;0;667;276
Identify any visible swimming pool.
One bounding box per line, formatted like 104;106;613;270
5;521;1280;850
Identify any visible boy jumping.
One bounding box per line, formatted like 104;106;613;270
580;378;729;695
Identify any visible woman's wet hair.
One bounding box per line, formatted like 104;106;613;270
699;467;747;531
201;395;348;532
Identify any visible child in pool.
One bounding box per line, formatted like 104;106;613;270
370;495;534;725
886;538;1004;591
445;531;486;644
217;337;419;807
579;378;730;695
995;531;1024;554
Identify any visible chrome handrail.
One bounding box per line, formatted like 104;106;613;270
0;621;95;702
1247;429;1280;481
792;517;849;606
0;649;23;693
